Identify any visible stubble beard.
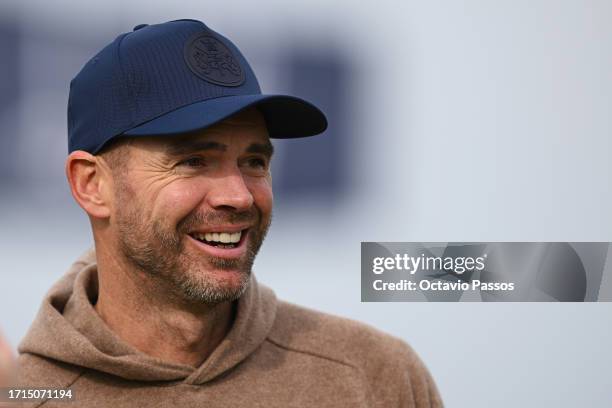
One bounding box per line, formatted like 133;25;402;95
116;202;270;306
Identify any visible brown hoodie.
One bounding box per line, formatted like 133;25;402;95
16;249;442;407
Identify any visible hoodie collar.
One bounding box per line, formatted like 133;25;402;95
19;249;277;385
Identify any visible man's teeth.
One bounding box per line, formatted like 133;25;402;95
193;231;242;244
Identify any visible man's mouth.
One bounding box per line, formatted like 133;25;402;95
188;230;246;249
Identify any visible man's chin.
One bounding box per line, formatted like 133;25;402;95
174;265;251;304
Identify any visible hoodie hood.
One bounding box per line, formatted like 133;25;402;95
18;249;277;385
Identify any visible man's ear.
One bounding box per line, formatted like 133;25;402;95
65;151;112;219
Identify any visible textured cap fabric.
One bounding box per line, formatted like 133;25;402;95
67;19;327;153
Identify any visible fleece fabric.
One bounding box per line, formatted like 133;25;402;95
17;249;442;407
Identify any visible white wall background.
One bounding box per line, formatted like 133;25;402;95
1;1;611;406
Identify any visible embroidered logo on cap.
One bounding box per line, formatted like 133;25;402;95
184;32;245;87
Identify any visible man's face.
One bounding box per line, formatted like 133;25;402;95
107;109;273;304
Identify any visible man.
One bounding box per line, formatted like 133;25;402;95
16;19;442;407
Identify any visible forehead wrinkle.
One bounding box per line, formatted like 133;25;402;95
163;139;227;157
145;111;269;158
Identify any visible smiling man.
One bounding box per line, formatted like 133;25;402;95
16;19;442;407
84;109;273;367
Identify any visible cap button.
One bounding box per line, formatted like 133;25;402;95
133;24;148;31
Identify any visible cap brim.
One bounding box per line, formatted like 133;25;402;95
122;94;327;139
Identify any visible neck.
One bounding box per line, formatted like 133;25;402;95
93;240;234;367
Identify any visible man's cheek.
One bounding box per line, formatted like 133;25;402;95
159;189;202;220
164;185;200;208
252;179;273;209
256;186;273;234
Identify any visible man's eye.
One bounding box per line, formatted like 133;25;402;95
248;158;267;169
179;157;206;167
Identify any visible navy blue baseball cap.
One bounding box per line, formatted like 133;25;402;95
67;19;327;154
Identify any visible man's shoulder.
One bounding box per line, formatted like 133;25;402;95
269;300;418;370
268;301;443;406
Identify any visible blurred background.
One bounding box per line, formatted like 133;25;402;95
1;0;612;406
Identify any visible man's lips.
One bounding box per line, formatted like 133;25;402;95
186;227;250;259
188;224;252;234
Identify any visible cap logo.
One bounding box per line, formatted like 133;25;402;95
184;32;245;87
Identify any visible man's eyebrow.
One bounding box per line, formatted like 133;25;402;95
164;140;227;156
246;141;274;158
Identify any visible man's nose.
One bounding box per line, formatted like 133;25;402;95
206;172;254;211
